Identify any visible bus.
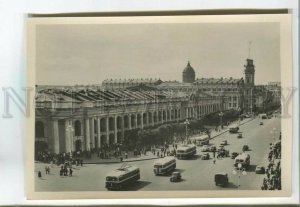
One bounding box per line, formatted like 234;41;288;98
153;156;176;175
105;164;140;190
229;124;239;133
195;135;210;146
234;153;250;169
176;145;197;159
259;113;268;119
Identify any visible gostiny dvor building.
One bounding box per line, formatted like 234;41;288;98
35;85;227;154
35;58;278;155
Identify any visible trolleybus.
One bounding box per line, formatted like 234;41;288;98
176;145;197;159
153;156;176;175
105;164;140;190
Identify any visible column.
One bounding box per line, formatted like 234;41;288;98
146;112;149;126
90;118;95;149
121;116;125;142
141;113;144;129
85;118;90;151
135;114;138;128
185;108;188;119
114;116;117;143
64;119;71;153
97;117;101;148
106;117;109;144
52;120;60;154
152;112;155;126
129;114;132;130
161;111;164;123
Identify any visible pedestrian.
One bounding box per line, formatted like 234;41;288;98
125;152;128;159
45;166;48;174
69;168;73;177
213;158;216;164
64;167;68;176
80;159;83;166
60;166;63;176
38;171;42;178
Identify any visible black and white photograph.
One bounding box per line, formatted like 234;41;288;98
27;14;293;199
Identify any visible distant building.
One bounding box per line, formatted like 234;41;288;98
266;82;281;105
102;78;162;90
182;61;196;83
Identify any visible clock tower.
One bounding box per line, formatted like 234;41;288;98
244;58;255;113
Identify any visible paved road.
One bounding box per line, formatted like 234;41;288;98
35;117;281;191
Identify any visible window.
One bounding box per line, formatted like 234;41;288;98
35;121;44;137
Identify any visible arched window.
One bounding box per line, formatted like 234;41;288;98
35;121;44;137
74;120;81;136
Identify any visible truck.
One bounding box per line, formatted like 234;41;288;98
234;153;250;169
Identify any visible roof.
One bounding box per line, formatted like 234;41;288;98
102;78;161;84
182;61;195;74
154;156;176;165
35;86;184;103
235;153;250;160
177;145;196;150
106;165;139;177
194;77;243;84
194;134;210;141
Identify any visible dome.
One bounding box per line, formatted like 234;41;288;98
183;61;195;74
182;61;196;83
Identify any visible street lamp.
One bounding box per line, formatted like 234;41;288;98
218;112;224;129
184;119;190;142
232;163;247;188
270;127;277;142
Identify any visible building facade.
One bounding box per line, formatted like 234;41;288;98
35;86;228;154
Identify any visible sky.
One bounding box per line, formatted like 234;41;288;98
36;22;280;85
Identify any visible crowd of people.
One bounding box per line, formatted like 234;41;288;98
261;137;281;191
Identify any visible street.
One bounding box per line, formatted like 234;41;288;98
35;116;281;191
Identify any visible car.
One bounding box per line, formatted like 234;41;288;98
201;153;210;160
260;121;264;125
255;165;265;174
237;132;243;138
170;172;181;182
201;145;210;152
220;140;228;146
231;152;239;159
208;145;217;152
218;145;225;150
218;149;229;158
242;145;249;152
214;173;229;187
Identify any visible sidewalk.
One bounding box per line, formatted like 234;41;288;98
83;118;256;164
82;150;159;164
190;117;256;141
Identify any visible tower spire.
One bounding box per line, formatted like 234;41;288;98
248;41;252;58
